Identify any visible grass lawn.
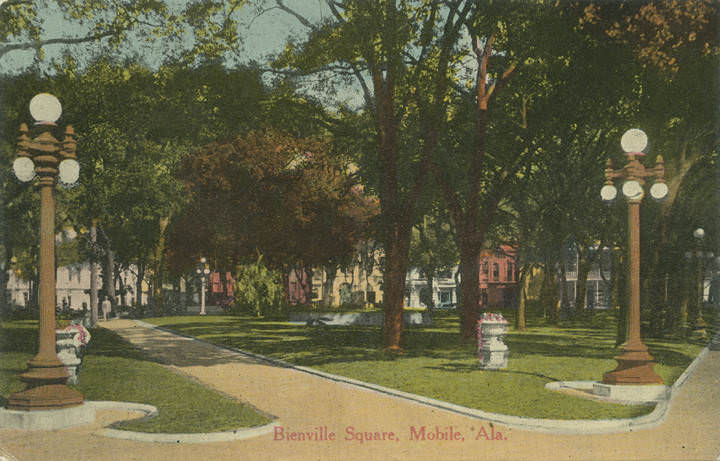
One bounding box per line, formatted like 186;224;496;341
0;320;272;433
144;309;711;420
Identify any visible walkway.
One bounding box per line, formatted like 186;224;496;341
0;319;718;461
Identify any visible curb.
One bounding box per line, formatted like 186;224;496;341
88;400;278;444
129;320;716;435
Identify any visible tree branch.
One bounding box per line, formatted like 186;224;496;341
0;31;116;58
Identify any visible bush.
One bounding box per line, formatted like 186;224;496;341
233;255;287;318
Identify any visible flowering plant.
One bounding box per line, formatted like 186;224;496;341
63;323;91;347
479;312;508;323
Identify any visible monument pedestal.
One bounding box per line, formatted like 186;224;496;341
478;320;509;370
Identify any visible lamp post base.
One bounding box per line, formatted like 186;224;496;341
602;341;663;385
7;384;84;411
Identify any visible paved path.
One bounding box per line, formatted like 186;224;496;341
1;319;718;461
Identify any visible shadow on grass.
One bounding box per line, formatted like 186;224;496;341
422;362;563;382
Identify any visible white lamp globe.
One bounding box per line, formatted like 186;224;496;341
12;157;35;182
693;228;705;240
622;180;643;199
600;184;617;201
58;158;80;185
200;257;207;264
620;129;648;153
649;182;668;200
29;93;62;123
204;268;210;275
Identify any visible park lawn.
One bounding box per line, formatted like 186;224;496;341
145;310;708;420
0;320;272;433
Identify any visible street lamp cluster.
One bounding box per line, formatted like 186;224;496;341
8;93;83;410
600;128;665;385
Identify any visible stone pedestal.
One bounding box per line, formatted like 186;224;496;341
55;330;82;385
478;321;509;369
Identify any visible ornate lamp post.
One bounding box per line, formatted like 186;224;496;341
7;93;83;410
600;128;666;385
684;228;713;340
196;257;210;315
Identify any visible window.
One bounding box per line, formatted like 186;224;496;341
492;263;499;281
506;262;513;281
483;262;489;275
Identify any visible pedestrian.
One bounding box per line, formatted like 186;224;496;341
101;296;112;321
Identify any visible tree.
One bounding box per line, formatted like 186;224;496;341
0;0;247;65
166;129;377;290
270;0;477;350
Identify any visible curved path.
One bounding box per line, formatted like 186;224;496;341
0;319;718;461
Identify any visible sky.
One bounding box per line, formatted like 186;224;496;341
0;0;365;107
1;1;326;72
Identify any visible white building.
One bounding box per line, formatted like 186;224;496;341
7;263;147;310
404;267;458;309
562;245;612;310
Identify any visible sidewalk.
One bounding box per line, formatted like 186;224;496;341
1;318;718;461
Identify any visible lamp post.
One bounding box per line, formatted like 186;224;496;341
8;93;83;410
196;257;210;315
600;128;666;385
684;228;713;340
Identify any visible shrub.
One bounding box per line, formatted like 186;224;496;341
233;254;286;318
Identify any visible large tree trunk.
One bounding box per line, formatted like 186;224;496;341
382;233;410;351
89;222;99;327
459;240;481;339
152;217;169;310
135;261;145;308
574;256;591;314
103;247;116;309
322;263;337;306
612;249;628;346
0;252;10;314
424;270;435;310
516;266;530;331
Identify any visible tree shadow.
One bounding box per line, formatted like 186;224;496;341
422;362;563;382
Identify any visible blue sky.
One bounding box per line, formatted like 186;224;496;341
1;1;328;72
0;1;367;107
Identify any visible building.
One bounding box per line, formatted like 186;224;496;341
404;267;458;309
561;244;612;310
478;245;518;308
7;263;148;310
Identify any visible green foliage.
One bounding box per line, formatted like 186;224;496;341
233;254;286;318
0;0;249;67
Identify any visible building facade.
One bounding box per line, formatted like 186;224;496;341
478;245;518;308
7;263;148;310
561;245;612;310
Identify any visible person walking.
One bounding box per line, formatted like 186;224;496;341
101;296;112;321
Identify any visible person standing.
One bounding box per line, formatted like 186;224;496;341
101;296;112;321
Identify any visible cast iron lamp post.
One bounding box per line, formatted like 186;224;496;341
8;93;83;410
600;128;666;385
684;228;713;340
196;257;210;315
